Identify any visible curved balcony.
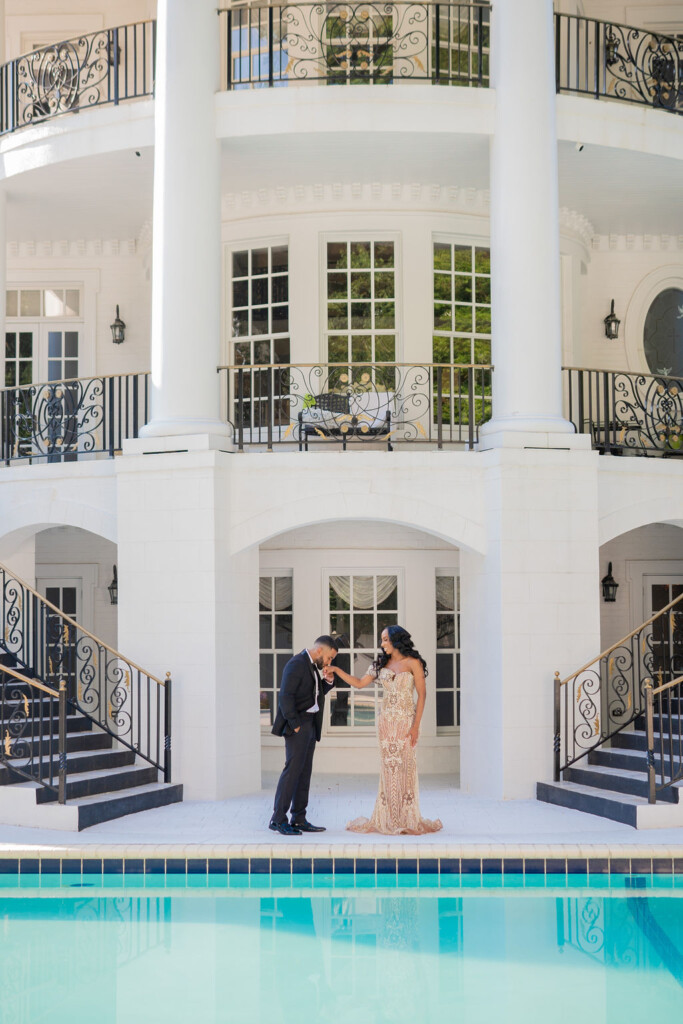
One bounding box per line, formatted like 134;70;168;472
555;14;683;115
0;21;155;136
219;2;490;88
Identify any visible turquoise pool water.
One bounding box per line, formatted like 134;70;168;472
1;875;683;1023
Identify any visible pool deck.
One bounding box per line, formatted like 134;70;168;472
2;773;683;863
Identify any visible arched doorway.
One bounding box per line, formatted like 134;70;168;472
258;519;461;783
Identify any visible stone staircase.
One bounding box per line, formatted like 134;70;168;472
538;704;683;828
0;653;182;830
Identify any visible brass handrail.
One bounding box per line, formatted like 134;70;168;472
0;370;150;395
563;366;683;383
0;662;59;697
651;672;683;698
0;562;167;688
217;2;491;9
217;362;494;371
558;589;683;686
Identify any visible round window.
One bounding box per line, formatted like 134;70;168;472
643;287;683;377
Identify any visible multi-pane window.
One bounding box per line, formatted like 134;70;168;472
47;331;79;382
231;246;290;432
326;241;397;367
259;574;293;730
4;332;33;387
433;242;492;433
435;572;460;730
6;288;80;319
433;243;491;365
433;6;490;85
328;573;399;730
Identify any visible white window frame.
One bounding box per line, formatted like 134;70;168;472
35;563;98;635
258;569;294;733
323;566;404;736
435;569;460;735
432;234;491;366
319;231;402;366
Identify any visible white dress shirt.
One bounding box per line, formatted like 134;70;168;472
306;650;320;713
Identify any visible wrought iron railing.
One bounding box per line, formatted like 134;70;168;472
217;362;492;449
644;672;683;802
0;563;172;782
554;590;683;777
0;372;149;466
555;14;683;114
0;21;156;135
564;367;683;457
219;3;490;88
0;662;66;802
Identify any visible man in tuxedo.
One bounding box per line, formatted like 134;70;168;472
270;636;339;835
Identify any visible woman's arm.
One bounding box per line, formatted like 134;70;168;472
330;665;375;690
408;659;426;748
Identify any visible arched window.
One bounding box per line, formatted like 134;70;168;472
643;287;683;377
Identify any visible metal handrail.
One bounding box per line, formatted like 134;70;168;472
217;362;494;371
0;661;58;697
0;561;166;688
558;590;683;687
0;663;67;801
563;366;683;383
0;370;150;395
651;671;683;698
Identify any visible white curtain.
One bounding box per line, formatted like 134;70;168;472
329;575;397;610
259;576;292;612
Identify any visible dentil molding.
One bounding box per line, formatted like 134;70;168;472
591;234;683;252
7;238;138;259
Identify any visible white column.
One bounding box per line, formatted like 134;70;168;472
0;0;5;64
141;0;228;439
482;0;573;443
459;448;601;799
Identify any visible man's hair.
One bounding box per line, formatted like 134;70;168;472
313;635;339;651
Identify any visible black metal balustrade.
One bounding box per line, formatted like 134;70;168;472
554;590;683;778
0;662;67;802
564;367;683;457
217;362;492;450
219;3;490;88
0;21;156;135
555;13;683;114
0;372;149;466
0;563;172;784
644;671;683;802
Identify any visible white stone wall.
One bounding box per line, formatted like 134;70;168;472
5;1;157;61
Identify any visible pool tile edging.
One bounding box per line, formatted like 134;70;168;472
2;844;683;876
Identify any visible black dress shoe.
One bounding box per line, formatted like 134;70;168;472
269;820;302;836
291;819;326;833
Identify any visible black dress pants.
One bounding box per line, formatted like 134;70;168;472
272;716;317;824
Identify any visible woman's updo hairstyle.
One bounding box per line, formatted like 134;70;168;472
374;624;428;676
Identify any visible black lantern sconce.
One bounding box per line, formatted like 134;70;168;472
604;299;620;340
110;305;126;345
601;562;619;603
605;31;620;67
107;566;118;606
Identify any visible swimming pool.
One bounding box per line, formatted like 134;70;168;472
1;873;682;1023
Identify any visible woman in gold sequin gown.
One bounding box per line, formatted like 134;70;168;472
330;625;443;836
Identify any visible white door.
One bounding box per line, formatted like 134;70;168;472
36;578;82;693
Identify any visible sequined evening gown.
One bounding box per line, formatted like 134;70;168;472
347;667;443;836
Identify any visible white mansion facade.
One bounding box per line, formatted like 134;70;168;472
0;0;682;828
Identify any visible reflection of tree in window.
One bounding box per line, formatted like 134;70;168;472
644;288;683;377
435;573;459;730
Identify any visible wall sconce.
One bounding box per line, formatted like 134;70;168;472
110;305;126;345
604;299;620;340
601;562;619;603
107;566;118;606
605;31;620;67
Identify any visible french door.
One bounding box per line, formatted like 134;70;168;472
644;576;683;683
4;325;81;459
36;579;82;697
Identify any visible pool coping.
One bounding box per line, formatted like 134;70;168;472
3;844;683;876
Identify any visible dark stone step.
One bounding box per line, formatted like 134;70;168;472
536;780;639;827
0;747;135;785
564;764;678;803
75;783;184;830
613;731;683;755
590;746;683;777
0;713;92;733
37;764;159;803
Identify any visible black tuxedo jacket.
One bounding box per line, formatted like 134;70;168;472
271;650;335;743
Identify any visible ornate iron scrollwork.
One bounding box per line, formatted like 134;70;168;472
16;32;111;127
603;23;683;111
